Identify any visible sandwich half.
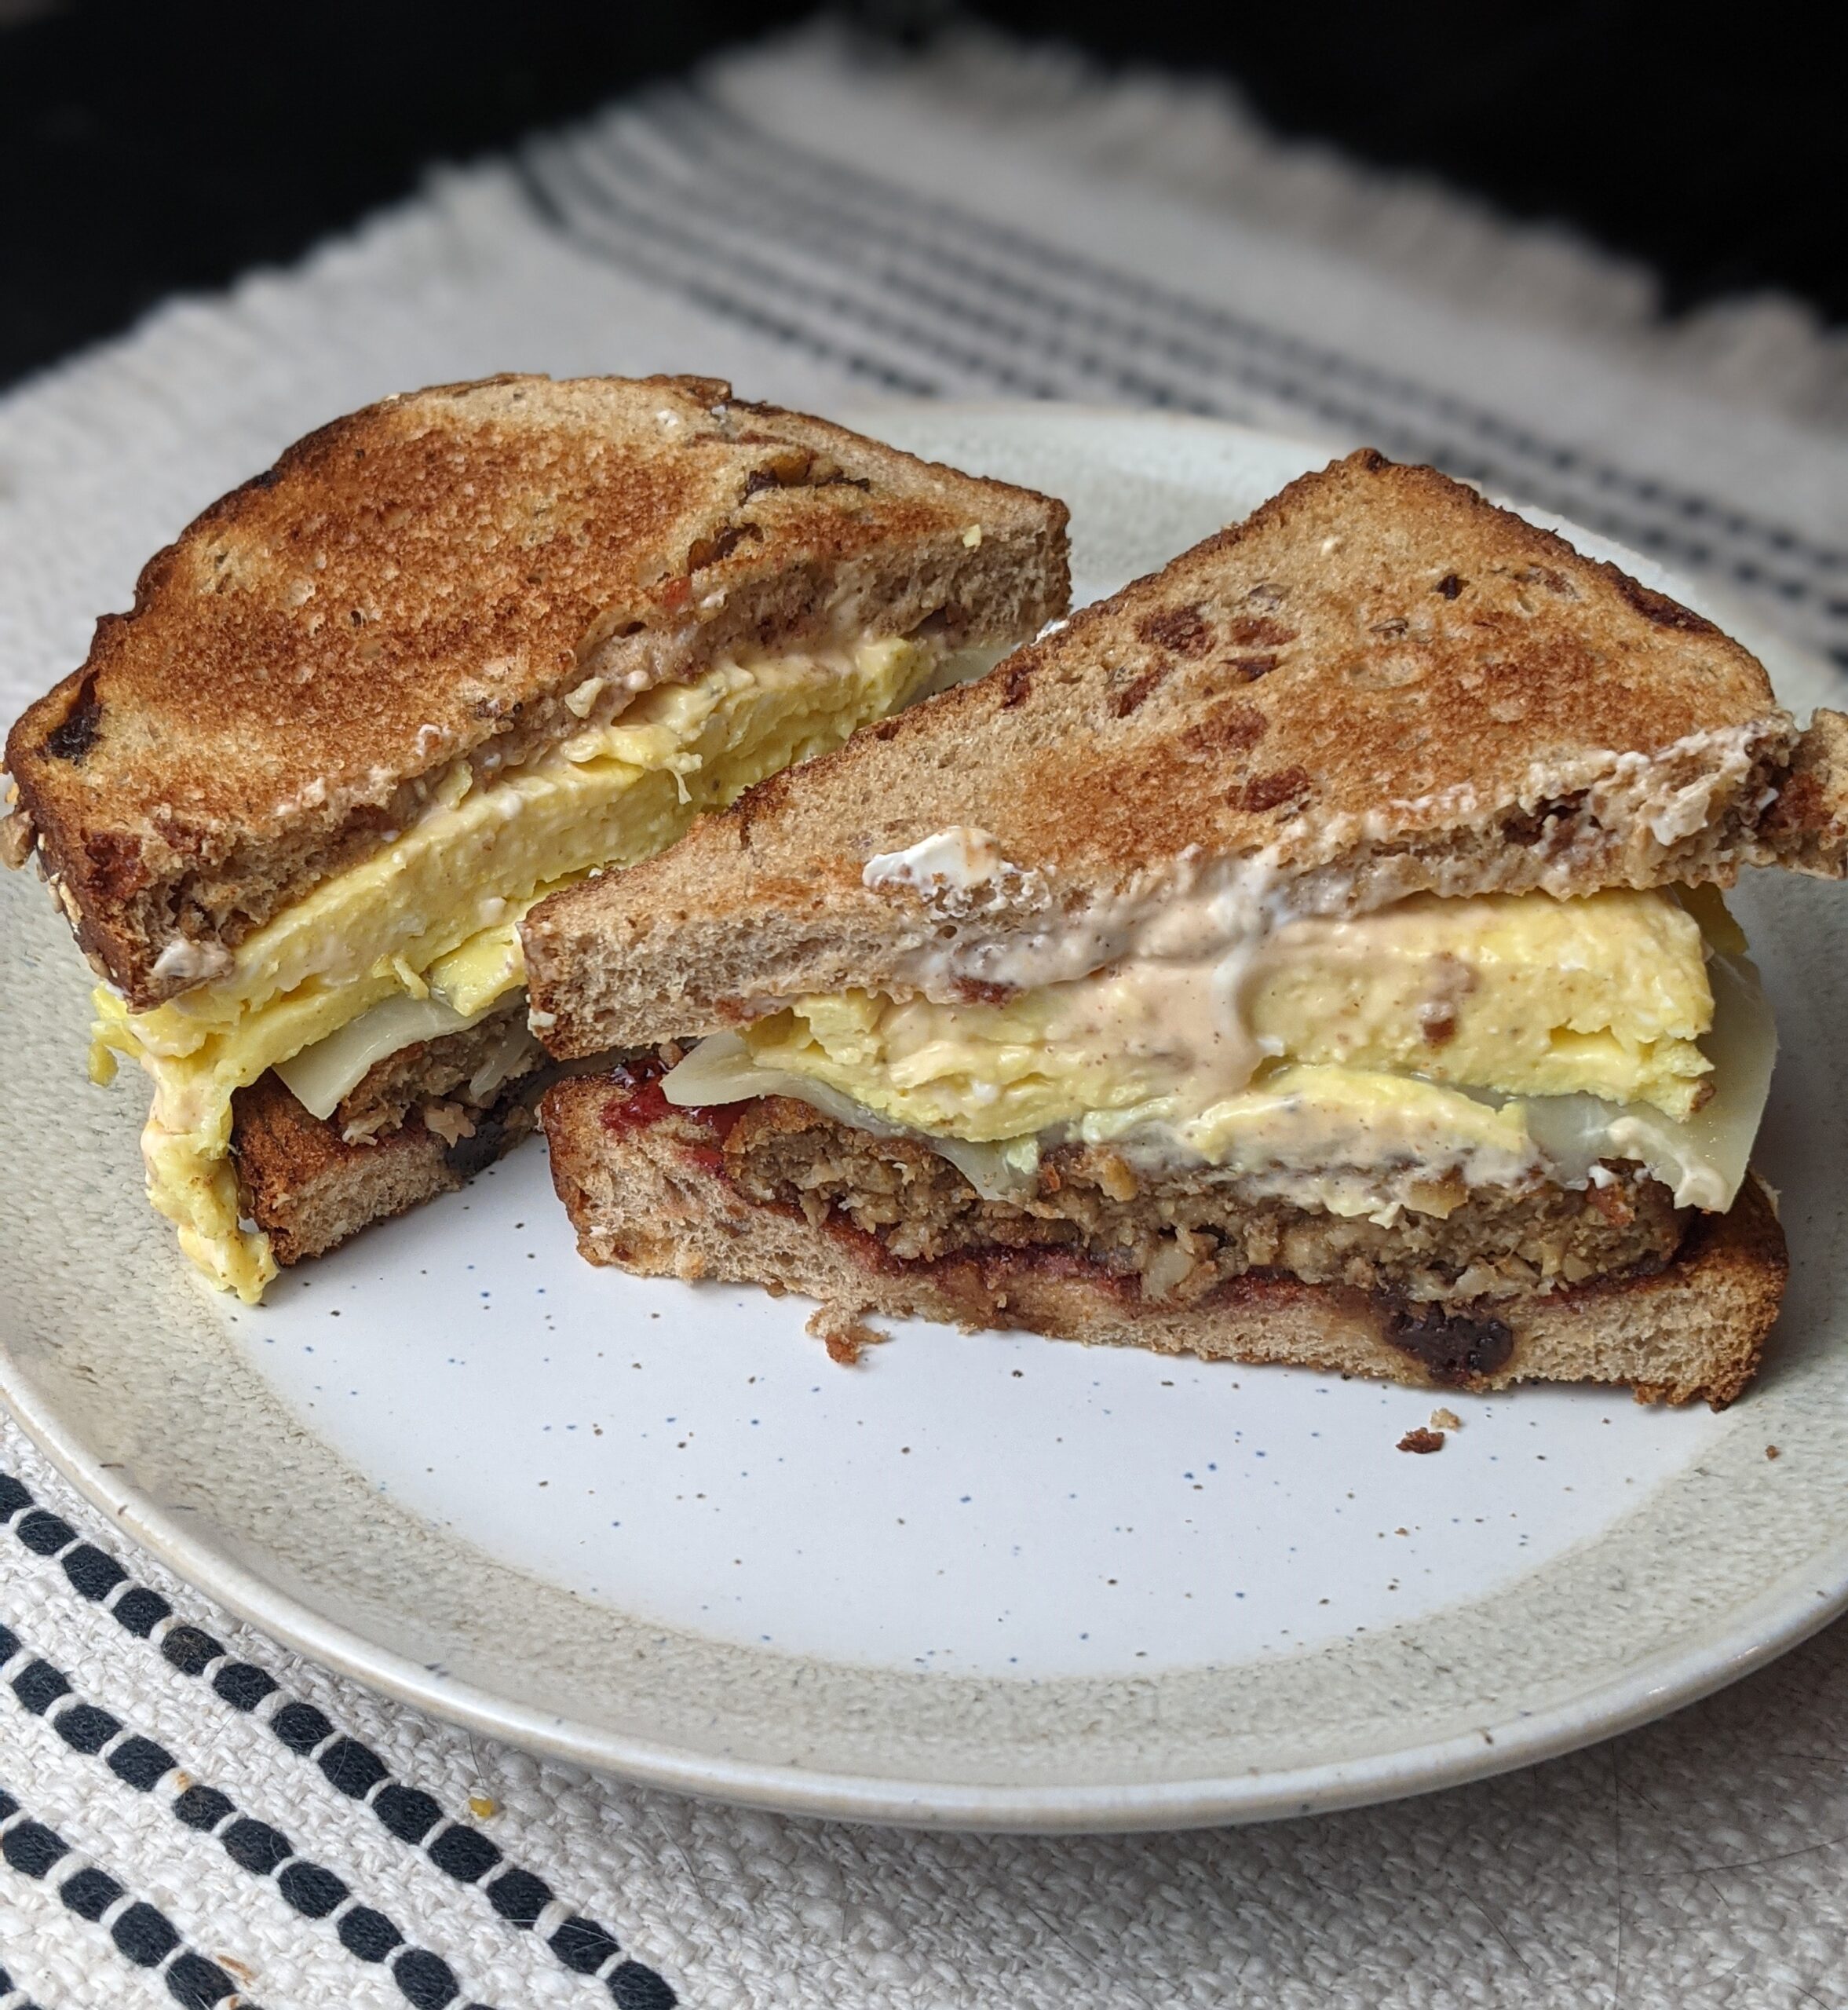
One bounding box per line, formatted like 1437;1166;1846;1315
4;375;1069;1298
530;449;1848;1406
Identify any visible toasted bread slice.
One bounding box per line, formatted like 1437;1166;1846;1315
232;1002;548;1263
232;1067;543;1267
542;1073;1787;1409
524;449;1845;1057
7;375;1069;1010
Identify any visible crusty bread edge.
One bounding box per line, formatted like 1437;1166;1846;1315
540;1080;1788;1409
521;709;1812;1059
231;1071;539;1267
5;373;1072;1010
522;448;1843;1059
1762;707;1848;877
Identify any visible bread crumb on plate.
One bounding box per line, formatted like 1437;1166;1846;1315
806;1303;887;1365
1397;1427;1446;1454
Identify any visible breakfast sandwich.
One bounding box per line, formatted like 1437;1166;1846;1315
3;375;1070;1299
529;450;1848;1406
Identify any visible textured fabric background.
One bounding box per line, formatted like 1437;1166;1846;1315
3;27;1846;2006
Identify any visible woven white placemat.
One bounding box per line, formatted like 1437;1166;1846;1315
4;25;1847;2006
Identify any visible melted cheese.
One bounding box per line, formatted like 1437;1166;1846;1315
94;635;948;1299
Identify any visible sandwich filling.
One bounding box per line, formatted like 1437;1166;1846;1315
660;851;1774;1290
92;634;982;1299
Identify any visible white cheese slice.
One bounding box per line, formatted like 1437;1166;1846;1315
273;991;497;1120
1521;945;1774;1211
663;1032;1040;1200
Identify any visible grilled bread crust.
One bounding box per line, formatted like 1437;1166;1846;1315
6;375;1069;1009
231;1069;542;1267
524;449;1846;1058
541;1074;1788;1409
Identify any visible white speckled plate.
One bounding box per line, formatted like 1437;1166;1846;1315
4;407;1847;1832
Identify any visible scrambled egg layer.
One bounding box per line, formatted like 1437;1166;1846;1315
1248;890;1712;1116
93;637;938;1300
740;887;1716;1145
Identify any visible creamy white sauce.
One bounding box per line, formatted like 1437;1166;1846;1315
862;827;1009;897
151;937;234;987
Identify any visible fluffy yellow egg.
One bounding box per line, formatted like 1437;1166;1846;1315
743;886;1718;1151
95;637;940;1299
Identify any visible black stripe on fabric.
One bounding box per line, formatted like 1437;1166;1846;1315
535;129;1508;478
15;1511;74;1556
270;1698;332;1752
536;119;1735;559
0;1466;678;2008
376;1782;444;1842
661;85;1844;583
429;1823;501;1882
62;1543;127;1603
0;1617;488;2010
212;1661;276;1712
112;1584;173;1636
1;1822;65;1878
0;1776;258;2010
568;119;1224;422
394;1950;462;2010
320;1733;389;1797
0;1971;49;2010
110;1734;176;1790
527;138;1073;402
606;97;1467;436
485;1865;551;1926
53;1701;119;1754
221;1818;292;1877
59;1864;123;1920
175;1785;234;1830
553;1915;623;1972
166;1953;239;2010
610;1968;679;2010
278;1858;346;1918
12;1661;71;1715
513;151;936;401
161;1624;221;1677
339;1907;404;1961
112;1901;181;1968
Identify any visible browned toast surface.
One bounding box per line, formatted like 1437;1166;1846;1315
542;1072;1787;1409
7;375;1068;1007
525;450;1838;1055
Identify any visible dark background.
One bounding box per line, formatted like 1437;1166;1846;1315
2;0;1843;392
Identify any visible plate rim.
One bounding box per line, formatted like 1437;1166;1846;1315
9;1347;1847;1832
5;401;1844;1833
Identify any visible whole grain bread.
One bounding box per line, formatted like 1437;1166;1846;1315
524;449;1846;1057
542;1073;1787;1409
232;1069;542;1266
6;375;1069;1009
